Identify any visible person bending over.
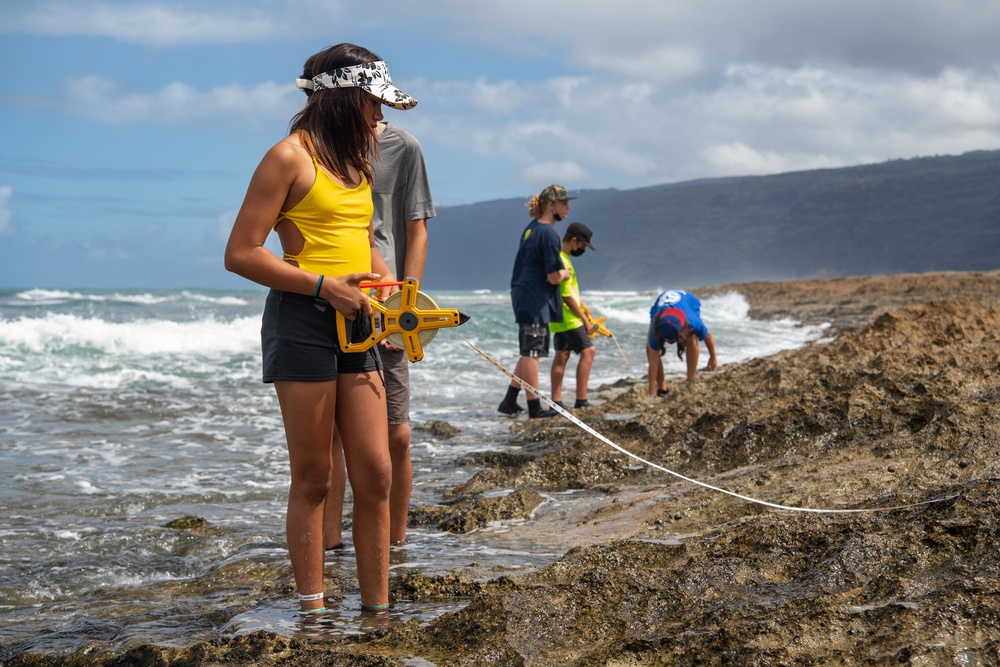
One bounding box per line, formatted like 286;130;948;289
646;289;718;396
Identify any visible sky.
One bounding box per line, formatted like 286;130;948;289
1;0;999;289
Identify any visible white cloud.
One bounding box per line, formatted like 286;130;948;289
0;186;13;236
702;143;843;175
415;58;1000;190
59;76;299;127
422;77;534;115
901;69;1000;127
6;0;1000;202
393;0;1000;76
575;44;704;84
362;0;999;192
0;1;279;46
518;161;592;186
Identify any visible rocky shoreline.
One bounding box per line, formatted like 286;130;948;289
8;270;1000;666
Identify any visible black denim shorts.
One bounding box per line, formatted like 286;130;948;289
261;289;380;383
517;322;550;358
553;325;594;354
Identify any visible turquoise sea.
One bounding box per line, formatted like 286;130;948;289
0;287;829;657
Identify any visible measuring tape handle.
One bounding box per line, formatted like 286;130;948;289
359;281;405;289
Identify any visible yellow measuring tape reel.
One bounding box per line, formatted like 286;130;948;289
335;278;470;362
587;315;613;339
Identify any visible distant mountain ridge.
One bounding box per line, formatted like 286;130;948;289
421;149;1000;291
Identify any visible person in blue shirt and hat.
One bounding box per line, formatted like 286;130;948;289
498;184;574;418
646;290;718;396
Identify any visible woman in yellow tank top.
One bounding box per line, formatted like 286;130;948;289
224;43;418;614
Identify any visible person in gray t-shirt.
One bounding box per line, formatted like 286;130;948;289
325;122;436;548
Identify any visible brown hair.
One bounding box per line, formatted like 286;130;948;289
674;325;692;360
525;194;545;218
291;43;380;184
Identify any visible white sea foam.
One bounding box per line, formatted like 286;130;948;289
14;288;175;305
590;302;649;325
74;479;101;494
0;312;262;388
701;291;751;322
181;290;251;306
0;313;258;355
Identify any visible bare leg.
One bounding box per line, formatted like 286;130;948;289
576;346;596;401
646;345;666;396
323;432;347;549
274;380;336;611
550;350;570;402
336;371;392;608
519;355;540;396
387;422;411;544
685;337;700;382
510;357;526;392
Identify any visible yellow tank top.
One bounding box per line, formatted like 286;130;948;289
278;156;373;277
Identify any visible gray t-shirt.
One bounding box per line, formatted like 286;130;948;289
371;123;436;278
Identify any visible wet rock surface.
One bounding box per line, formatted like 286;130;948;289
415;419;461;439
701;269;1000;335
9;270;1000;666
410;488;545;534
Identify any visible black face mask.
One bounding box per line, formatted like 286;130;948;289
553;212;563;222
570;248;586;257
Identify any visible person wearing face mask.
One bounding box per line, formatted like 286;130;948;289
498;184;574;418
549;223;598;409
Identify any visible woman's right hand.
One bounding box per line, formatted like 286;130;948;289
322;272;380;319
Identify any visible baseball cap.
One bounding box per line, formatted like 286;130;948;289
539;184;576;205
566;222;595;250
656;308;686;343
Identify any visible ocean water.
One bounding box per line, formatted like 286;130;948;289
0;287;829;656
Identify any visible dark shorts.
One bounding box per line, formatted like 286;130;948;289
261;289;380;383
518;322;550;358
379;345;410;424
553;326;594;354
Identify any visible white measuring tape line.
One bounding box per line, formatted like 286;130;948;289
461;336;954;514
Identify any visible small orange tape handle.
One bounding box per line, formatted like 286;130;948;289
359;281;405;289
587;315;613;339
